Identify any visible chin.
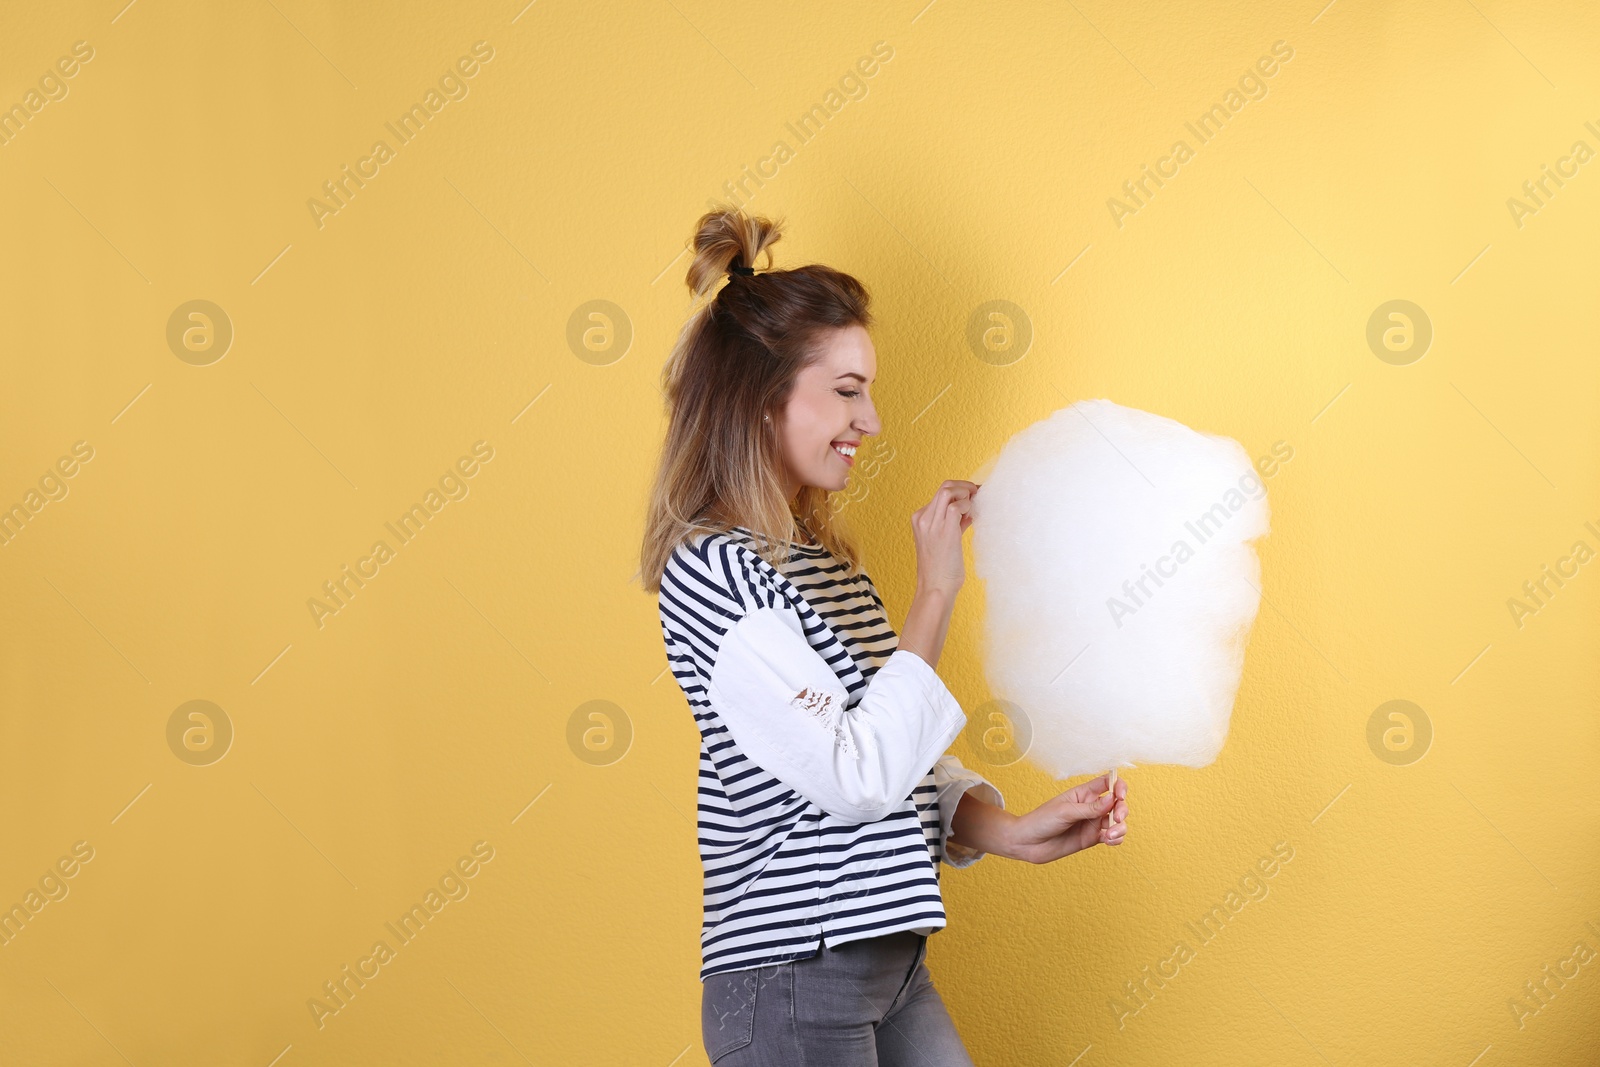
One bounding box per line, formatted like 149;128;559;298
805;475;850;494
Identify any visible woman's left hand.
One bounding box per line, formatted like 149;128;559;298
1006;774;1128;864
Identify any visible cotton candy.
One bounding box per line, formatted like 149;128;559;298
970;399;1269;779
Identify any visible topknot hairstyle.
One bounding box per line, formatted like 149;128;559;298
637;207;873;591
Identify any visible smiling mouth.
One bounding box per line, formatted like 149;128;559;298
831;441;858;464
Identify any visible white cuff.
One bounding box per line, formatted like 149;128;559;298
933;757;1005;868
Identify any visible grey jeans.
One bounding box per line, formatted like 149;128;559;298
700;930;976;1066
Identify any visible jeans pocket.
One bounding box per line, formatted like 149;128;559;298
701;967;765;1062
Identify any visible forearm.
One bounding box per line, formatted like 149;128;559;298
949;789;1024;861
896;584;957;669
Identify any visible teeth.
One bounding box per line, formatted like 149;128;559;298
833;443;857;457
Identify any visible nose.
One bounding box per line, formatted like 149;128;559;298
857;394;883;437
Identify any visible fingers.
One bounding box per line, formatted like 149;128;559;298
912;481;979;564
1094;783;1132;825
1059;775;1107;805
1094;776;1126;804
928;490;972;532
932;481;977;511
915;482;979;523
910;491;944;533
1058;789;1117;823
1100;796;1129;844
1067;774;1111;802
1105;779;1128;825
938;487;976;517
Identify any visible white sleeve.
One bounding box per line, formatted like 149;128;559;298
706;604;967;824
931;755;1005;868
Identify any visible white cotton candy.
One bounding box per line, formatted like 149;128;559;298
970;399;1270;780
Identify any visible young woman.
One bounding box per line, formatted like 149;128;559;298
640;209;1130;1065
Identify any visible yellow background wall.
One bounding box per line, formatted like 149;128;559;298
1;1;1596;1064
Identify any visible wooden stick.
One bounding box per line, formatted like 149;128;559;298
1105;767;1119;833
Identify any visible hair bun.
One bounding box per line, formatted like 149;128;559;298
687;208;783;297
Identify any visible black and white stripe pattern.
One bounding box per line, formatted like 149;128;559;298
658;526;948;980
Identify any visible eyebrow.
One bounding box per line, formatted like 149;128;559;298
837;372;870;383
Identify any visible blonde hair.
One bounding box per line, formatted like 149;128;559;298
637;207;874;593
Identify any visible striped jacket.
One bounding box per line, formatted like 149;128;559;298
657;524;1003;980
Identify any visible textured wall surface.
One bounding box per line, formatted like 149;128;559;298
1;2;1596;1064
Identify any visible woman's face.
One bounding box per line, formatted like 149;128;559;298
774;324;882;500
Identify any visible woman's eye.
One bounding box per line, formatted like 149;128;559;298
837;389;860;399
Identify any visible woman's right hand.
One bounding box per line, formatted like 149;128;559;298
910;480;980;596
